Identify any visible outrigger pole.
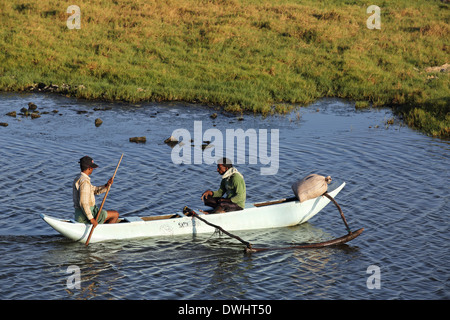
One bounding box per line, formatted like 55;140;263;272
183;192;363;253
183;206;253;251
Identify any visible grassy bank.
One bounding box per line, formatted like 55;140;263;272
0;0;448;137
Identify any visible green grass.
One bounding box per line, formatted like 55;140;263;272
0;0;448;137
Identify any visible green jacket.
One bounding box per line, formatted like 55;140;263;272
212;170;246;209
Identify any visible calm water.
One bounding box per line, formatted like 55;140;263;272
0;93;448;301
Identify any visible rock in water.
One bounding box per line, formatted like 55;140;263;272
95;118;103;127
28;102;37;110
31;112;41;119
164;136;179;147
129;137;146;143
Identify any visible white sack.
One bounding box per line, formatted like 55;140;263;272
292;174;332;203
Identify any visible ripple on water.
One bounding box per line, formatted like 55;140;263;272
0;94;448;300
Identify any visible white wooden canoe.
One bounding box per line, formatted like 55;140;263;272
41;182;345;244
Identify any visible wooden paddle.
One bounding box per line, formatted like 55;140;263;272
85;153;123;246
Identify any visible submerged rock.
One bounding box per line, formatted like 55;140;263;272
164;136;179;147
202;142;212;150
95;118;103;127
129;136;146;143
6;111;16;117
30;112;41;119
28;102;37;110
0;122;8;127
94;107;112;111
164;136;178;143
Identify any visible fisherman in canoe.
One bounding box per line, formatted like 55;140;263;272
201;158;246;213
72;156;119;226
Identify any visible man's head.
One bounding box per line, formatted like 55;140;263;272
79;156;99;172
217;157;232;175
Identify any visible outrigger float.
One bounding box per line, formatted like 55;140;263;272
41;181;364;252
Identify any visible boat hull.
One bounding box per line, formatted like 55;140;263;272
41;182;345;243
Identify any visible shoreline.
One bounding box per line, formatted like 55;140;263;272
1;84;448;140
1;0;448;137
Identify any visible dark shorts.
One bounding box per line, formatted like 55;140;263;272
74;206;107;224
203;196;243;213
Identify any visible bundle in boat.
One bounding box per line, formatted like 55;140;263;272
292;174;332;203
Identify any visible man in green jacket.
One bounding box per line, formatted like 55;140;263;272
201;158;246;213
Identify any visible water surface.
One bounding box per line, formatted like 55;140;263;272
0;93;448;300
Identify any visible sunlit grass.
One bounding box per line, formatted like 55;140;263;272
0;0;448;137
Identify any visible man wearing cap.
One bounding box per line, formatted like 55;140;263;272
201;158;246;213
72;156;119;226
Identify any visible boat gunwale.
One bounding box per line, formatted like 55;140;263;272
42;181;346;226
43;198;301;226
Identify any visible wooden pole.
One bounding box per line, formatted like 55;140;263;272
247;228;364;253
183;207;253;250
183;191;363;253
322;192;352;233
85;153;123;246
